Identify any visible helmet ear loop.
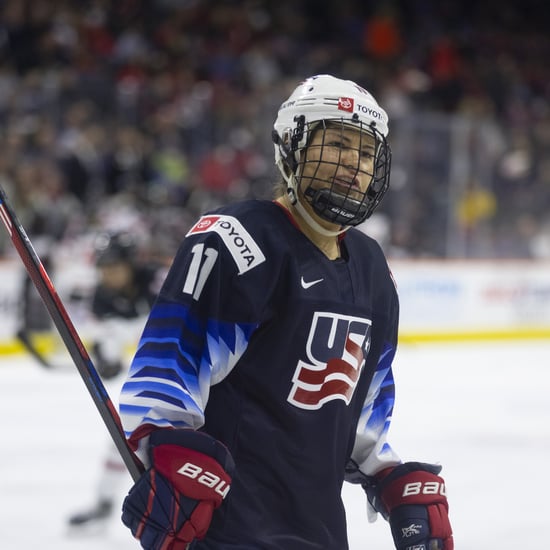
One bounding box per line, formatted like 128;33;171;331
286;115;309;204
273;116;312;206
272;130;298;205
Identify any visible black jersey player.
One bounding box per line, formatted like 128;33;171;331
118;75;453;550
68;232;164;528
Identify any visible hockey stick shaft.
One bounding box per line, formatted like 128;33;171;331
0;184;144;481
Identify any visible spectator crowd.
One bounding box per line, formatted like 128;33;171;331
0;0;549;260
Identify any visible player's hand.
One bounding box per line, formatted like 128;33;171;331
121;429;235;549
376;462;453;550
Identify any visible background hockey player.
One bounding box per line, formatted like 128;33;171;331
118;75;453;549
68;231;165;528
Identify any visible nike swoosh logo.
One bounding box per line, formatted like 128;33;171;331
301;276;324;289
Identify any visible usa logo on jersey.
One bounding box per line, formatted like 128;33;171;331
288;312;371;410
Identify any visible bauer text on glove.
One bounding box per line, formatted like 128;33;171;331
121;429;235;550
366;461;453;550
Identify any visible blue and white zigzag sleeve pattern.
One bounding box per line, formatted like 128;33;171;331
119;299;258;441
348;341;401;477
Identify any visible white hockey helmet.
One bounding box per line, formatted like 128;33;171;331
272;74;391;232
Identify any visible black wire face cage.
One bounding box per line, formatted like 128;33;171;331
294;117;392;227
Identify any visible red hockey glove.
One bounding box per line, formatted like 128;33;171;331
369;462;453;550
121;429;234;550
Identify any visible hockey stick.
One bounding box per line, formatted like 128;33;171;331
16;327;56;369
0;184;144;482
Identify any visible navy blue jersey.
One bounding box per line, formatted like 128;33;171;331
120;199;401;549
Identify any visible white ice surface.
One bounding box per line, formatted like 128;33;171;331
1;340;549;549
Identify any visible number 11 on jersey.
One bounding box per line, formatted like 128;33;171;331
182;243;218;300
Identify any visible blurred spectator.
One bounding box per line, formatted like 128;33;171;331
363;2;404;62
0;0;548;260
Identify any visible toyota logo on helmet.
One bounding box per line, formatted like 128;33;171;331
337;97;354;112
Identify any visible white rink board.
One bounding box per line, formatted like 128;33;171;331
2;259;550;346
391;259;550;335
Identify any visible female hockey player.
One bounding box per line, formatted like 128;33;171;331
118;75;454;549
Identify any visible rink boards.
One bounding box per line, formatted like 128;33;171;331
1;258;550;356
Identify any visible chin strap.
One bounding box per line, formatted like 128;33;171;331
281;167;349;237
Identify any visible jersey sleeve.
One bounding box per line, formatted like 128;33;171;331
347;340;401;478
345;276;402;482
119;213;268;458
